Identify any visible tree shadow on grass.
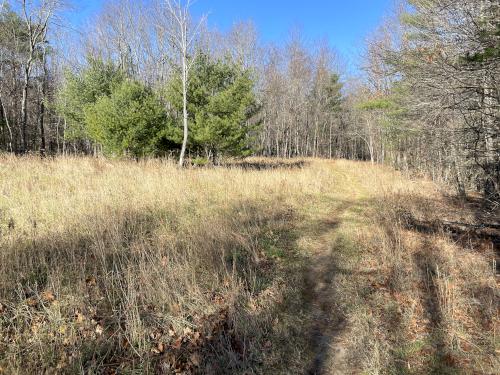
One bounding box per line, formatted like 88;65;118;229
412;246;458;375
303;250;347;375
0;198;350;374
378;191;499;374
222;159;310;171
5;190;488;374
395;194;499;269
197;198;374;374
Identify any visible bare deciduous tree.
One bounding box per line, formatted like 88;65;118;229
19;0;62;153
159;0;206;167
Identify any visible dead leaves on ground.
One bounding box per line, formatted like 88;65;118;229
41;291;56;303
153;307;239;374
25;290;56;308
2;273;247;374
85;276;97;286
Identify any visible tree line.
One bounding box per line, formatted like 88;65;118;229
0;0;348;162
360;0;499;198
0;0;498;196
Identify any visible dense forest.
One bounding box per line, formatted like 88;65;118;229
0;0;498;196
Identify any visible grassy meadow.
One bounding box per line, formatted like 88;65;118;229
0;156;498;374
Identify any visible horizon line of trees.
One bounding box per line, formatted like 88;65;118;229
0;0;498;197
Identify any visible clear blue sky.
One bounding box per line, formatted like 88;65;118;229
72;0;394;70
193;1;393;52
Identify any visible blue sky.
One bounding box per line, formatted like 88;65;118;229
192;1;394;55
71;0;394;71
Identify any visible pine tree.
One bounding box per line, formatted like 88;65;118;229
165;54;260;162
84;80;168;157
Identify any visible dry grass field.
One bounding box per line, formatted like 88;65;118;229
0;156;498;374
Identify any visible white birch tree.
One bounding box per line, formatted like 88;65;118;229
159;0;205;167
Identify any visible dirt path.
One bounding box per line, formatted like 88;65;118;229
305;249;349;375
300;187;368;375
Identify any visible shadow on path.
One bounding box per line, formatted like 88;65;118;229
304;247;348;375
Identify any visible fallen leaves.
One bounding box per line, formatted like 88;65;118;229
85;276;97;286
171;337;182;350
26;296;38;307
151;342;165;355
189;352;201;366
193;331;201;341
75;311;86;324
459;340;472;352
25;291;57;308
209;291;226;305
170;303;181;314
41;291;56;303
157;342;165;353
153;307;238;374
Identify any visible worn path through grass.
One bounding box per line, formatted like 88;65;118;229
263;160;498;375
292;163;373;375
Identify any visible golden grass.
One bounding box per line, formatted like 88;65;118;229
0;156;497;374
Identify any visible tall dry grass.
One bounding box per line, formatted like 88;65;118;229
0;156;333;373
0;155;497;374
343;163;499;374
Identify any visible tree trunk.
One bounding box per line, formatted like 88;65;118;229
0;96;13;152
63;118;67;156
329;122;332;159
21;66;30;153
38;52;48;157
179;48;189;167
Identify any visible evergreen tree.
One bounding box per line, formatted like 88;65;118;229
165;54;260;162
56;57;125;140
84;80;168;157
